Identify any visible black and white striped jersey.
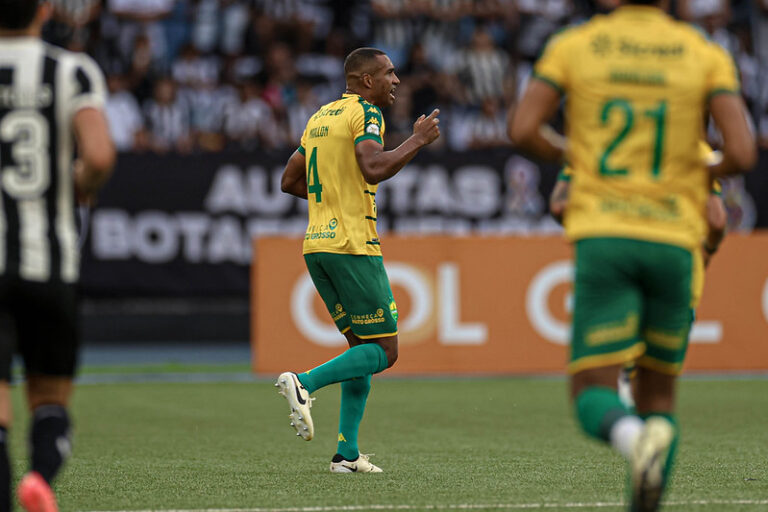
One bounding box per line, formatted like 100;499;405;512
0;37;106;283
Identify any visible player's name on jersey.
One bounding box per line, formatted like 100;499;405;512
308;125;329;139
0;85;52;108
609;70;666;86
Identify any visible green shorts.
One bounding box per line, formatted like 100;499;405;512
569;238;694;376
304;252;398;339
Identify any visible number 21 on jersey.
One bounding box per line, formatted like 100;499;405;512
599;99;666;179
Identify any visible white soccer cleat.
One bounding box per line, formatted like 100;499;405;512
276;372;314;441
630;417;674;512
330;453;383;473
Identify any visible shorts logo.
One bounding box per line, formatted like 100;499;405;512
332;303;347;322
376;308;384;317
389;301;398;321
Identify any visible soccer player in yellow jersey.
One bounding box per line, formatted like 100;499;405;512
550;143;727;409
276;48;440;473
509;1;755;510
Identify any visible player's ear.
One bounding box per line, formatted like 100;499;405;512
362;73;373;89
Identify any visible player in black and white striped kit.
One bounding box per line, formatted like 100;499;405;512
0;2;114;511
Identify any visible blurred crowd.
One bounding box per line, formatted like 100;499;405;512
44;0;768;153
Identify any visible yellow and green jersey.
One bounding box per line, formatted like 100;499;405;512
535;5;739;250
558;140;722;195
298;93;386;256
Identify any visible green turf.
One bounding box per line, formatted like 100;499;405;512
6;378;767;511
76;363;252;375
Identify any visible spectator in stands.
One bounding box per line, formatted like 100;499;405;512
678;0;736;53
453;26;515;106
370;0;415;67
287;79;322;146
107;0;174;71
143;77;193;153
468;98;510;150
224;81;282;150
35;0;764;154
105;74;146;152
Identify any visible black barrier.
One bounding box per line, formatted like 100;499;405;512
80;149;767;297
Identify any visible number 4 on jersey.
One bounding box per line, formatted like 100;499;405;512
307;147;322;202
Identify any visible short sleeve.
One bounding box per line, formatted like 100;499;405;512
533;31;572;95
705;42;740;101
298;126;308;155
68;53;107;120
352;100;384;146
711;178;722;196
558;166;573;182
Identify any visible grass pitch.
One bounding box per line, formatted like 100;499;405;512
7;372;768;512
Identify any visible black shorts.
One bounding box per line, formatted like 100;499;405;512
0;276;79;381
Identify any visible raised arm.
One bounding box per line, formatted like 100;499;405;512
355;109;440;184
281;150;308;199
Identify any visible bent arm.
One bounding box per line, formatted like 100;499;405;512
354;137;424;185
355;108;440;185
709;94;757;176
73;107;115;202
281;150;307;199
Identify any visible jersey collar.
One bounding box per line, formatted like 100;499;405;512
614;5;668;19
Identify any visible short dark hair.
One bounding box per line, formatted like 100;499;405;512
0;0;39;30
344;47;386;77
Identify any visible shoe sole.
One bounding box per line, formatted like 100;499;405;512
329;463;382;473
276;372;314;441
632;419;674;512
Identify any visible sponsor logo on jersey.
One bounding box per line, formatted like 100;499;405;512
366;124;380;136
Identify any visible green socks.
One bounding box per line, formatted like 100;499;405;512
336;375;371;460
296;343;388;394
575;386;631;442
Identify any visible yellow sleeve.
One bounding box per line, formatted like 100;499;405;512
557;166;573;181
705;42;740;100
351;101;384;146
532;30;573;94
298;126;308;155
711;179;722;196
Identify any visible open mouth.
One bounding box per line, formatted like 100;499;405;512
389;89;396;100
